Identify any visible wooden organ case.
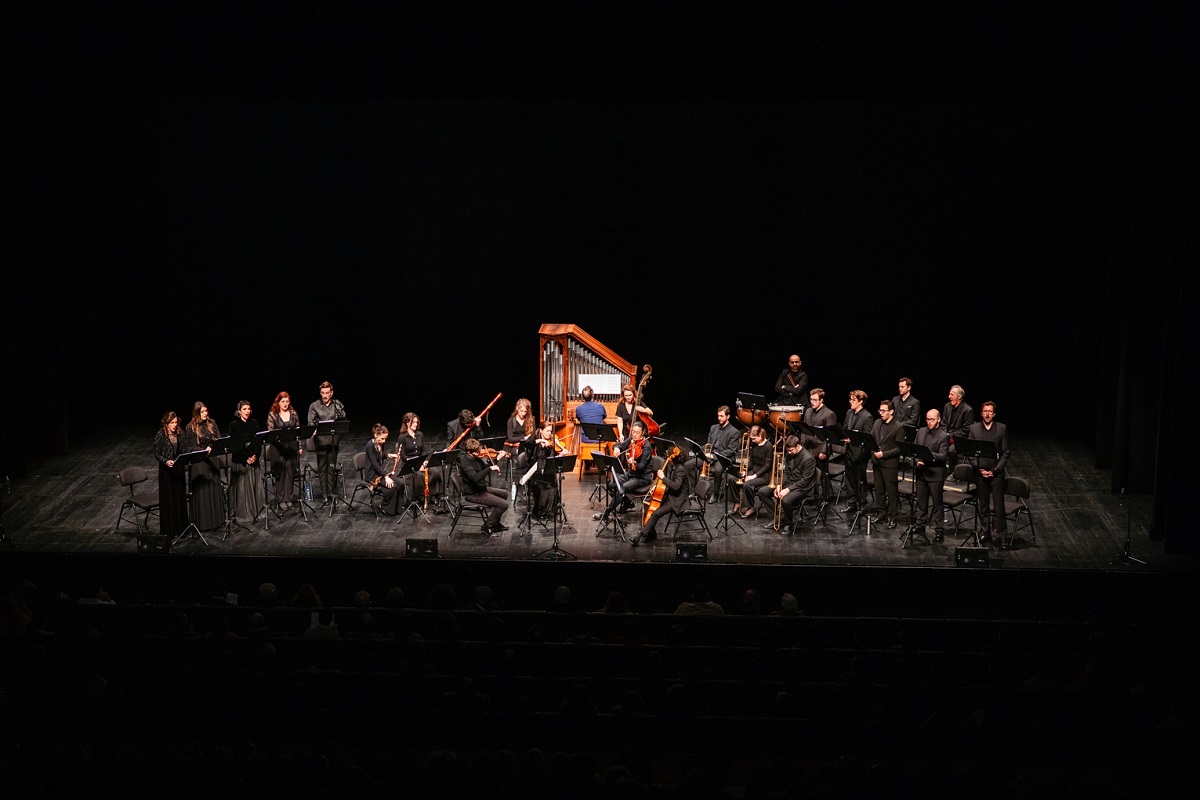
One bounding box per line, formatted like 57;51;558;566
538;324;636;450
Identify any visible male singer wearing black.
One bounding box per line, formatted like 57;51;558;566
593;420;654;523
773;354;809;405
363;423;403;516
942;384;974;467
631;453;694;546
838;389;873;513
307;381;347;506
757;435;817;535
871;399;906;529
802;388;837;497
689;405;740;503
968;401;1011;544
460;438;510;535
893;377;921;437
738;424;773;518
910;409;950;542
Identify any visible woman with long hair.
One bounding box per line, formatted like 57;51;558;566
182;400;224;530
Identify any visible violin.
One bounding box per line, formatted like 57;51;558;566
478;447;509;461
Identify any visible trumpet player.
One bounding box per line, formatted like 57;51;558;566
737;425;773;518
686;405;741;504
757;435;817;535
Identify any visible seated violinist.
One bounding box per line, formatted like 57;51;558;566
460;438;510;535
522;419;566;519
593;420;654;523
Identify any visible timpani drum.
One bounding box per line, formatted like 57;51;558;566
736;406;767;426
768;404;802;432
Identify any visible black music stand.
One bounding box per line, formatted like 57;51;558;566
260;429;286;529
424;448;453;515
590;452;626;541
533;454;578;560
292;425;317;517
312;418;350;516
737;391;768;423
846;430;877;536
247;429;273;525
897;440;936;548
710;449;744;536
952;437;997;547
581;423;618;502
173;448;212;548
396;455;430;524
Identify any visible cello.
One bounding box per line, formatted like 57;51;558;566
641;445;681;526
633;365;661;437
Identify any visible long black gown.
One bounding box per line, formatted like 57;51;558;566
182;421;225;530
153;428;188;538
229;415;266;521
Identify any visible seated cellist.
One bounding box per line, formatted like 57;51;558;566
630;446;691;547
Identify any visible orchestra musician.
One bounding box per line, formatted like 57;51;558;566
630;450;694;547
756;435;817;536
153;410;188;538
524;419;565;518
504;398;536;472
773;354;809;405
397;412;444;512
968;401;1011;545
737;424;773;518
460;438;510;535
593;419;654;523
837;390;873;513
574;385;607;444
910;409;950;542
446;408;480;450
687;405;740;504
871;398;906;529
615;384;653;439
307;380;347;505
363;423;404;516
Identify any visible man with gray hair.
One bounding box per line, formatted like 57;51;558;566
942;385;974;468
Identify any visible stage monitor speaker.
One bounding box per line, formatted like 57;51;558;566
136;534;172;554
955;546;990;568
674;542;708;562
406;538;439;558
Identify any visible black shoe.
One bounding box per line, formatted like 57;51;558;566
887;519;897;530
320;497;331;507
491;522;509;533
870;513;884;524
593;512;607;521
837;504;857;513
481;524;493;536
630;535;641;547
778;525;793;535
979;531;992;544
934;530;944;543
619;501;634;513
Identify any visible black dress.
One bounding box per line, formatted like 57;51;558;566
182;421;225;530
229;415;265;521
267;409;301;505
153;428;188;537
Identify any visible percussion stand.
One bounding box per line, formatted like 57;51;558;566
173;449;211;548
534;454;578;560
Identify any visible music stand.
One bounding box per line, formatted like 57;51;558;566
533;454;578;560
809;422;845;525
710;449;744;536
953;437;997;547
246;429;273;525
173;448;212;547
424;448;453;515
260;429;286;528
737;391;768;423
517;455;551;534
846;430;877;536
291;425;316;518
396;455;430;524
590;452;626;541
897;440;936;548
581;423;618;499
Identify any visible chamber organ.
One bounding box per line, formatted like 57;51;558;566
538;324;635;448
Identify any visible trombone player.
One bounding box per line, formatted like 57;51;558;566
756;435;817;535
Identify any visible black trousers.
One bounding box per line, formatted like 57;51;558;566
466;486;508;525
914;476;944;530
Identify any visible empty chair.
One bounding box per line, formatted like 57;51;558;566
667;476;713;541
348;451;384;520
115;466;159;534
943;463;977;533
999;476;1036;548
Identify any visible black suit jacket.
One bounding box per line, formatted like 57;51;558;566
968;421;1010;472
913;425;950;481
872;418;906;469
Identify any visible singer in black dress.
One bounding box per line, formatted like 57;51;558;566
182;401;225;530
228;400;265;522
153;411;188;538
266;391;303;509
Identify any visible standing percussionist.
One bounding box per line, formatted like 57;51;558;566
593;420;654;523
911;409;950;542
757;435;817;536
737;424;773;518
871;398;906;529
460;438;510;535
968;401;1010;545
773;354;809;405
838;390;873;513
307;380;347;506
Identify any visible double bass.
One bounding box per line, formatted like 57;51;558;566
641;445;681;526
633;365;660;437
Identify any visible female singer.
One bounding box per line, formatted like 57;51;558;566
363;423;404;515
228;400;265;522
153;410;188;538
182;401;225;530
398;412;444;512
266;391;303;510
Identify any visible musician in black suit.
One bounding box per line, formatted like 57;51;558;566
363;423;403;515
802;388;838;498
631;450;694;546
871;399;906;529
757;435;817;535
445;408;480;450
593;420;654;522
893;377;921;437
773;354;809;405
460;438;510;535
968;401;1011;544
738;424;773;518
942;384;974;467
688;405;741;503
910;409;950;542
838;389;873;513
